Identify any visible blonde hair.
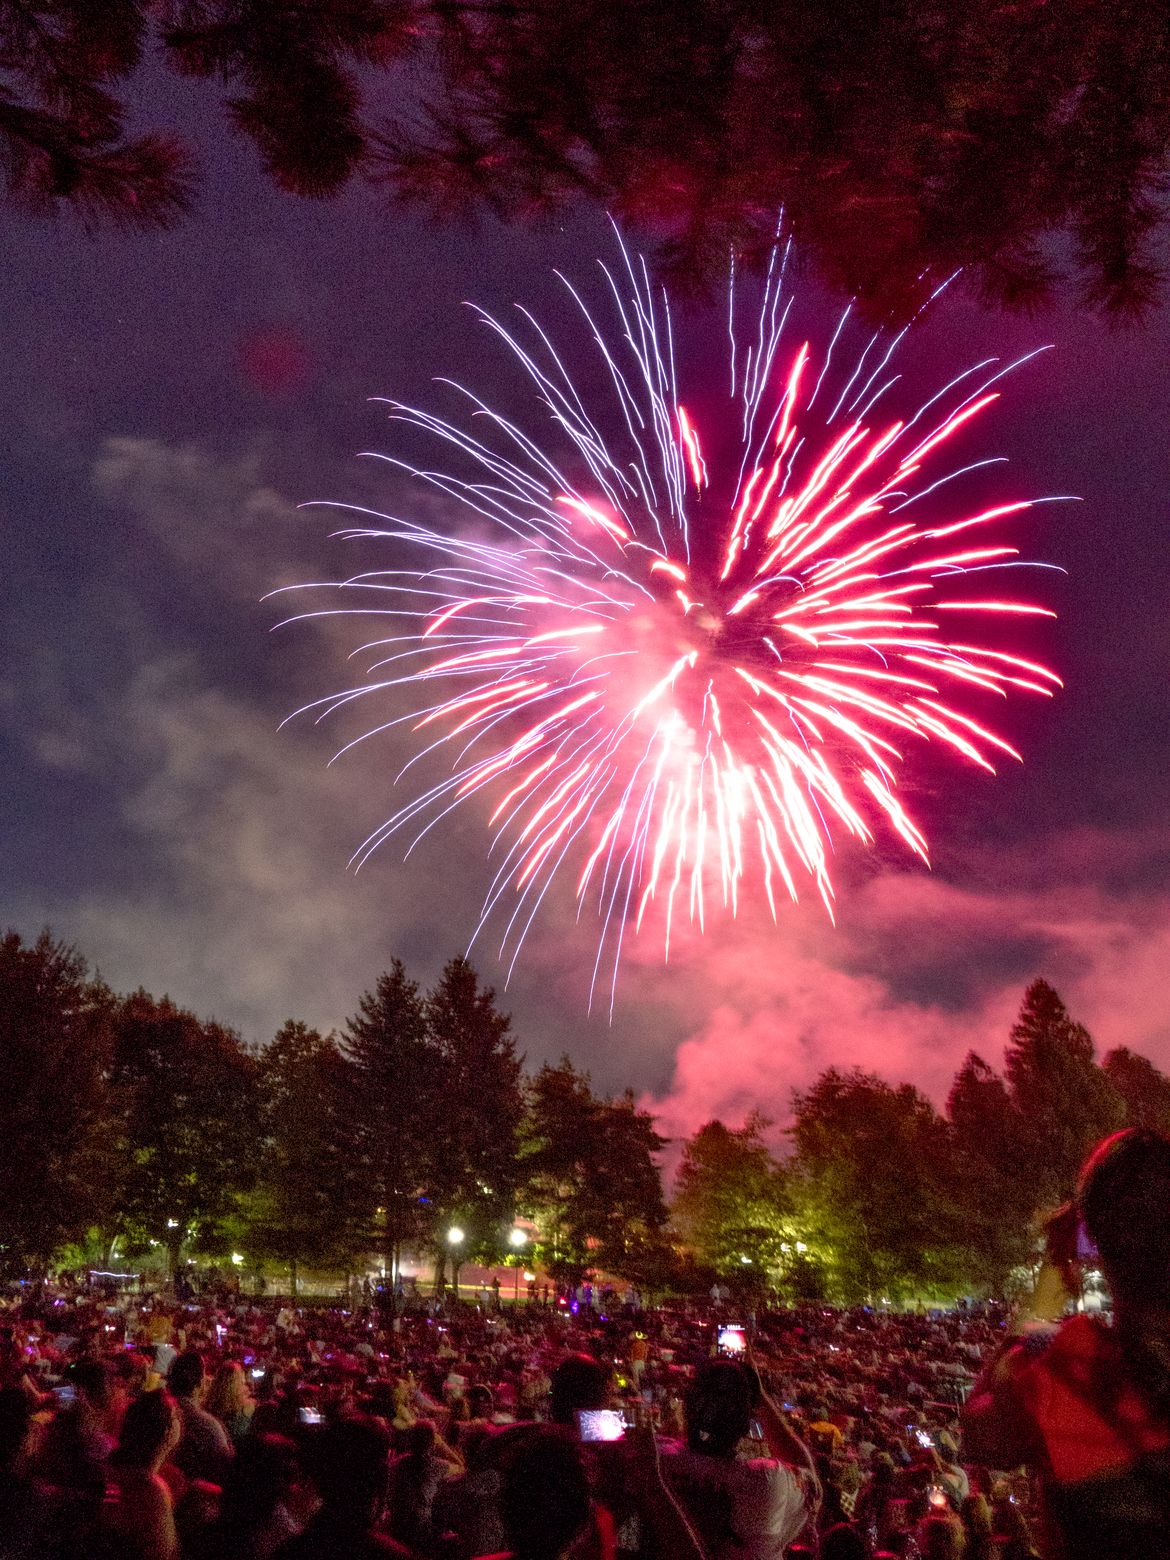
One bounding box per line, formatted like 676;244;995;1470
205;1361;253;1423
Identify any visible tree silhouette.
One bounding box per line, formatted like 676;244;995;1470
342;958;439;1277
424;957;524;1277
791;1067;965;1302
0;930;116;1274
1104;1046;1170;1133
1003;978;1124;1209
945;1051;1036;1290
5;1;1170;317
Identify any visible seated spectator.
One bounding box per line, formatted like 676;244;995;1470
820;1523;867;1560
206;1360;258;1447
662;1357;816;1559
958;1494;993;1560
433;1426;507;1560
918;1514;965;1560
549;1355;610;1427
388;1420;453;1552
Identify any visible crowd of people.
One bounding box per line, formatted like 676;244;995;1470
0;1280;1028;1560
2;1126;1169;1560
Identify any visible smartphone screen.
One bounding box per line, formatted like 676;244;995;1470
576;1408;626;1442
299;1407;324;1426
717;1325;747;1356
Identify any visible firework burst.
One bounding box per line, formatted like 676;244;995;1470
280;234;1064;1007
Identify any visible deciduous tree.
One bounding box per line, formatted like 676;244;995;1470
0;930;116;1273
791;1068;964;1303
673;1115;794;1280
246;1020;361;1288
521;1058;667;1288
111;989;259;1272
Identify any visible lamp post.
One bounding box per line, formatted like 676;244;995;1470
509;1227;528;1303
447;1226;465;1299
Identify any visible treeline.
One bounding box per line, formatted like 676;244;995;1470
676;979;1162;1303
2;927;1166;1303
0;931;667;1291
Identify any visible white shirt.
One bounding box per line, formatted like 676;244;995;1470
664;1446;809;1560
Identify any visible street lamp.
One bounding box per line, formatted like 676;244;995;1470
447;1227;465;1299
509;1228;528;1303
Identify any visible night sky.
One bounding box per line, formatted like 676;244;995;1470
5;74;1170;1141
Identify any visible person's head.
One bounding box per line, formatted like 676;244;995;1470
920;1516;965;1560
404;1420;436;1459
499;1427;591;1560
1078;1128;1170;1307
168;1350;205;1400
468;1383;494;1420
961;1493;992;1535
871;1450;896;1489
684;1359;753;1459
549;1354;610;1427
206;1360;250;1418
113;1351;149;1395
68;1358;113;1413
0;1388;31;1477
111;1390;181;1470
307;1415;390;1525
218;1432;300;1533
821;1523;867;1560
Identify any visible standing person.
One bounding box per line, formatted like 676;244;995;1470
99;1389;183;1560
964;1128;1170;1560
629;1334;650;1388
185;1432;309;1560
0;1387;67;1556
388;1421;455;1553
168;1351;234;1486
275;1414;412;1559
36;1358;117;1505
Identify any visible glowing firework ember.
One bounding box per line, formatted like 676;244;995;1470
282;236;1063;1004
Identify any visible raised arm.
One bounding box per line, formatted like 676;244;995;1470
746;1345;822;1510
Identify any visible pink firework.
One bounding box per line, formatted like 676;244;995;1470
283;236;1063;1005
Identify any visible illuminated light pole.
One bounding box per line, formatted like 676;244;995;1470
447;1226;465;1299
509;1227;528;1302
